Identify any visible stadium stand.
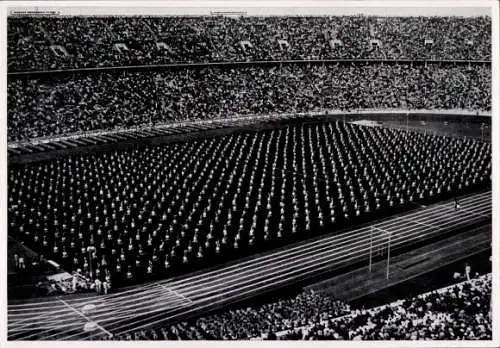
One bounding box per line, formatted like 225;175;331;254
278;273;492;340
8;121;491;287
7;63;491;141
110;290;351;340
106;273;491;340
7;16;491;71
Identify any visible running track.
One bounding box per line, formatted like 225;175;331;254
7;191;491;340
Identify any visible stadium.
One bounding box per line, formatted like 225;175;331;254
5;5;494;342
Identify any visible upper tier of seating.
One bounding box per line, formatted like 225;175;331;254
8;15;491;72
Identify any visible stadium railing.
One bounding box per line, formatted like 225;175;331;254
7;59;491;77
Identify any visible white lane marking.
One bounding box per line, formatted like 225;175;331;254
404;218;442;230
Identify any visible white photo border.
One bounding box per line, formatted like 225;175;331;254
0;1;498;347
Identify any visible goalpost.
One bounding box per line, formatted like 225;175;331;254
369;226;392;279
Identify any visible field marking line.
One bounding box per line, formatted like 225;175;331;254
57;299;113;338
160;284;193;304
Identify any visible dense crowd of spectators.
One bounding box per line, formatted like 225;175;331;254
109;290;350;340
7;63;491;141
191;291;350;339
279;273;492;340
107;273;491;340
7;15;491;71
8;121;491;287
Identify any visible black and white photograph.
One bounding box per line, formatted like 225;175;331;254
1;0;498;345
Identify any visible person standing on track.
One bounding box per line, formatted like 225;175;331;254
454;197;461;211
18;255;25;269
72;273;78;292
102;280;108;295
465;263;471;281
95;277;102;295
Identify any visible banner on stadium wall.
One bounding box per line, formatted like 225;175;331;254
277;39;290;50
330;39;344;49
239;41;253;51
